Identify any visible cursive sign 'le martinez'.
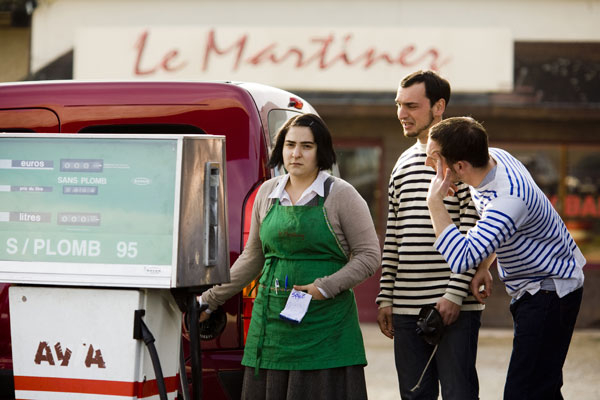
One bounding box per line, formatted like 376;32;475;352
74;26;513;92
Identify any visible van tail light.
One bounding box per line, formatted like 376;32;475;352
288;97;304;110
241;183;261;344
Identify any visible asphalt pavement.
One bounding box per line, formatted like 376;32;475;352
361;323;600;400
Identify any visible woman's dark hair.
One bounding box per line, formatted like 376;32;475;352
401;70;451;108
267;113;336;170
429;116;489;168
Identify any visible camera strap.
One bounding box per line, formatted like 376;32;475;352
410;343;439;392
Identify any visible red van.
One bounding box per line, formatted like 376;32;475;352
0;80;317;399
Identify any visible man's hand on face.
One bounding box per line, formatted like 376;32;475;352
427;158;457;202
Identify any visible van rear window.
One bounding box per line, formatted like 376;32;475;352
79;124;206;134
267;110;301;146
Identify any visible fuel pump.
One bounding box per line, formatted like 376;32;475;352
0;133;229;400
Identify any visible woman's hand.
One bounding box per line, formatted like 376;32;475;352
196;295;211;322
293;283;326;300
199;311;211;322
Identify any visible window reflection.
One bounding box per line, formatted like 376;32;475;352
267;110;301;148
267;109;302;176
335;145;382;230
498;143;600;265
565;148;600;264
500;145;560;196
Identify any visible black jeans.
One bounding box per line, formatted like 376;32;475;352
393;311;481;400
504;287;583;400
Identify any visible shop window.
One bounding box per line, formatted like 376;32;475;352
564;147;600;265
334;143;383;233
496;143;600;266
500;144;560;197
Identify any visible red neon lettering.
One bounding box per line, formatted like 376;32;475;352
203;29;248;71
202;29;450;72
565;195;580;217
161;49;186;72
580;195;597;217
134;31;156;75
318;34;446;70
309;35;335;69
246;43;282;66
134;30;186;76
136;29;452;75
563;194;600;218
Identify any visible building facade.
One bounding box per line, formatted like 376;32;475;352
2;0;600;327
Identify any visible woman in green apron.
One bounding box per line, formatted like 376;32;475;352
199;113;381;400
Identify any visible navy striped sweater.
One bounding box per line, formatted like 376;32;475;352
434;148;585;299
377;142;483;314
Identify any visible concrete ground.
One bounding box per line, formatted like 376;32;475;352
362;323;600;400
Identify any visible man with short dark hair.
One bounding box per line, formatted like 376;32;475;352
426;116;585;399
376;71;490;399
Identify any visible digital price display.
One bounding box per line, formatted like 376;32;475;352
0;135;181;287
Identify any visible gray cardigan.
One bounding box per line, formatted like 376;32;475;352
201;175;381;310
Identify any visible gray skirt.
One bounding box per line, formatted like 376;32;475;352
241;365;368;400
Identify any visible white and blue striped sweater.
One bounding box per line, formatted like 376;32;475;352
434;148;585;299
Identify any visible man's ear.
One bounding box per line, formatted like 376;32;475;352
454;160;467;174
455;160;474;178
433;98;446;117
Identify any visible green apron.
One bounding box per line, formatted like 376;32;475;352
241;196;366;371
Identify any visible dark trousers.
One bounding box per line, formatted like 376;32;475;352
504;287;583;400
393;311;481;400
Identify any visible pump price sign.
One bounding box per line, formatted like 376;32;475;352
0;134;180;287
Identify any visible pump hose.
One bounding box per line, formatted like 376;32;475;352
140;320;169;400
179;335;191;400
188;296;204;400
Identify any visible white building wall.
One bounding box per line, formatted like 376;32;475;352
31;0;600;79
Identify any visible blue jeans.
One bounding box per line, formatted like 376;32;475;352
393;311;481;400
504;287;583;400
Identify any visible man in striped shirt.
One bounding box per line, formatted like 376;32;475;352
426;116;585;399
376;70;491;399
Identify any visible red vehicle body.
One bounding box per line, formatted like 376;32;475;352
0;80;316;399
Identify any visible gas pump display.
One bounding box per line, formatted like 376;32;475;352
1;136;177;264
0;133;230;288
